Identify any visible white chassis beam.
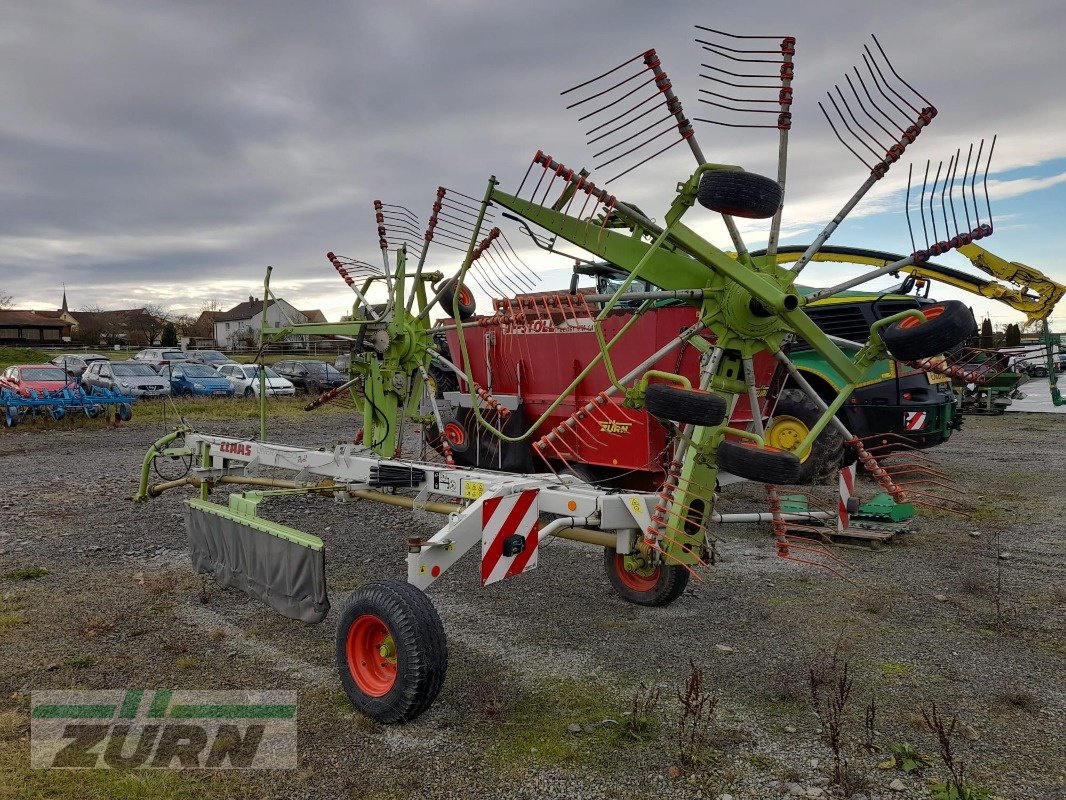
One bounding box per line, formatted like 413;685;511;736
182;433;834;590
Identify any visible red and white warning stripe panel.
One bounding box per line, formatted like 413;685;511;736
837;463;857;532
904;410;927;431
481;489;540;586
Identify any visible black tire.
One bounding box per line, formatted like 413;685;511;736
117;403;133;422
603;548;690;607
645;384;727;427
717;440;801;484
697;170;782;219
764;389;844;484
880;301;975;361
243;386;255;398
335;580;448;724
438;279;476;321
428;364;458;399
434;415;470;455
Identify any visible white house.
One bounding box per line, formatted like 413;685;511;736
213;296;311;349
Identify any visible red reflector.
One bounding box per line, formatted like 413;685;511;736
902;392;912;400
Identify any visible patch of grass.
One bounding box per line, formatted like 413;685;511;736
0;737;254;800
745;753;777;771
0;611;26;629
82;614;116;637
62;655;96;669
0;596;26;629
879;662;911;679
328;690;354;711
993;687;1040;713
132;394;354;424
958;573;990;597
2;567;48;582
484;678;626;773
174;656;198;670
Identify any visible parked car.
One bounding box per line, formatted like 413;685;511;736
132;348;193;370
272;360;347;394
0;364;76;396
82;361;170;398
159;363;235;397
217;364;296;397
185;349;237;367
1015;358;1050;379
49;353;109;378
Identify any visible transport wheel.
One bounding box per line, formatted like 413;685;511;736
335;580;448;724
603;548;689;607
117;403;133;422
438;278;476;321
645;383;727;427
441;417;469;454
697;170;782;219
424;415;470;457
880;300;974;361
717;440;801;484
764;389;844;484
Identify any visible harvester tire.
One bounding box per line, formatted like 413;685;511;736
645;384;727;427
336;580;448;724
438;279;476;321
716;440;801;484
428;364;458;398
697;170;782;219
880;300;974;361
764;389;844;484
603;548;690;607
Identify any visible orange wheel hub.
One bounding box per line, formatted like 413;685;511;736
345;614;397;697
614;554;661;592
899;304;944;330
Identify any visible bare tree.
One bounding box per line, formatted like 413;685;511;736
137;303;171;345
0;290;12;309
199;298;223;314
73;306;120;345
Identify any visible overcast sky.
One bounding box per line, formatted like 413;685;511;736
2;0;1064;329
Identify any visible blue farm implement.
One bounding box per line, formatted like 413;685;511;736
1;385;134;427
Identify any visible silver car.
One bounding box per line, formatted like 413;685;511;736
82;361;170;398
50;353;109;378
217;363;296;397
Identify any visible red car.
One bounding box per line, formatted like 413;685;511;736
0;364;77;397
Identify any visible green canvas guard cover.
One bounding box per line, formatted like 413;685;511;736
185;500;329;623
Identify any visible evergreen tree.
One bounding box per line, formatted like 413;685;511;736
979;317;994;349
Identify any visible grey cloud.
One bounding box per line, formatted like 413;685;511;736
2;0;1064;318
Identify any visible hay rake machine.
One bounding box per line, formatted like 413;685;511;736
137;28;1031;723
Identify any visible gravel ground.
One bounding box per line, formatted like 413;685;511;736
0;411;1063;800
